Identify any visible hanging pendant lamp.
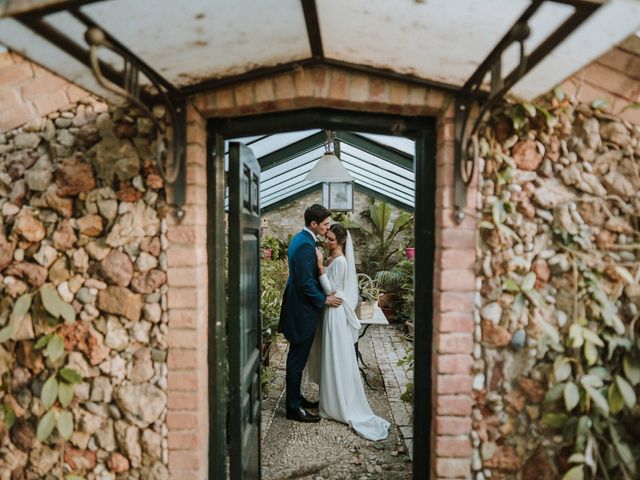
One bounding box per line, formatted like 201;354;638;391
305;130;354;182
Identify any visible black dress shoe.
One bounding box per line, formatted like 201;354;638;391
286;407;320;423
301;397;319;409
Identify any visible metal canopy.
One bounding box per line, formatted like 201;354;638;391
223;130;415;213
1;0;639;215
2;0;639;100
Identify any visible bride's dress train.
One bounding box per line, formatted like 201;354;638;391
307;255;390;441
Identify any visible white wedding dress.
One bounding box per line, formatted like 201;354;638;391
307;242;390;441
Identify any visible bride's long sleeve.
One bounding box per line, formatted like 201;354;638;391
319;273;332;295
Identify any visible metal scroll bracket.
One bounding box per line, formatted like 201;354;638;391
454;21;530;224
84;26;187;219
453;0;602;224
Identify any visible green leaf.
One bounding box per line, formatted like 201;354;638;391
564;382;580;411
65;476;85;480
498;223;521;242
583;384;609;417
591;98;610;110
2;404;15;428
615;375;636;408
541;412;568;428
561;465;584;480
608;383;625;414
539;319;560;346
59;303;76;324
521;272;537;292
40;284;62;319
522;102;537;117
623;355;640;386
580;374;603;388
46;335;65;362
575;416;590;452
0;324;16;343
41;376;58;409
568;453;586;464
10;294;32;322
621;102;640;112
544;382;566;403
554;357;572;383
553;86;565;101
479;220;496;230
35;334;52;350
56;410;73;440
36;410;57;442
59;368;83;384
58;382;74;408
582;329;604;347
503;278;520;292
584;341;598;367
492;200;506;226
610;423;636;477
569;324;584;348
613;266;635;284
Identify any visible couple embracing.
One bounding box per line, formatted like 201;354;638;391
278;204;390;441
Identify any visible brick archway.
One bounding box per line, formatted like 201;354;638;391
166;64;478;479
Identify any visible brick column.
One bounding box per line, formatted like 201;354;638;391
166;103;209;479
432;105;477;479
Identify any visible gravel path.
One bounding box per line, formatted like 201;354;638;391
262;325;413;480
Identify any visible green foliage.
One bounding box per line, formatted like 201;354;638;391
0;283;81;443
358;200;413;277
397;348;414;404
538;260;640;479
375;259;414;323
260;258;288;354
261;235;283;260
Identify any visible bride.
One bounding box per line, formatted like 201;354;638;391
307;222;390;441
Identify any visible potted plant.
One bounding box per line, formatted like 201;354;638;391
356;273;379;320
375;259;414;324
261;235;281;260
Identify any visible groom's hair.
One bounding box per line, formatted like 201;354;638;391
304;204;331;226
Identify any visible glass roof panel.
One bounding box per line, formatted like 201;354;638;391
80;0;311;87
354;133;415;157
244;130;320;158
341;156;414;195
0;17;120;102
512;0;640;99
339;144;414;180
260;147;324;179
317;0;530;86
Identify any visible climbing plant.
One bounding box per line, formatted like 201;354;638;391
1;284;83;443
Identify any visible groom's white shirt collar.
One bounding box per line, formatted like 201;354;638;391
303;226;316;241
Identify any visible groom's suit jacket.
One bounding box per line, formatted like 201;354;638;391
278;229;327;344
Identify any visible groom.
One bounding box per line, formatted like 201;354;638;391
279;204;342;422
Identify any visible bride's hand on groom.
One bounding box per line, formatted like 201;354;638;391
325;294;342;307
316;248;325;273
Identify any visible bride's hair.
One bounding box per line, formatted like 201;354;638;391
330;223;348;252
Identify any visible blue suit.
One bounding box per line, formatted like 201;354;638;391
279;229;327;411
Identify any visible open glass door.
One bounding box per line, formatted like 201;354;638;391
228;142;262;479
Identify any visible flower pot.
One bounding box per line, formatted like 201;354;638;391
405;247;415;259
356;300;375;320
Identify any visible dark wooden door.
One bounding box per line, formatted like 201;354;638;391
228;142;261;479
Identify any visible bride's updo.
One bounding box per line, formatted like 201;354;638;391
330;223;348;251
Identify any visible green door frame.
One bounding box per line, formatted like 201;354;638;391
207;108;437;480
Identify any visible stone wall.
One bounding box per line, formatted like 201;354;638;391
0;51;90;133
0;94;170;478
473;91;640;478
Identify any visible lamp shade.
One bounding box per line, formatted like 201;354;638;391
305;153;354;182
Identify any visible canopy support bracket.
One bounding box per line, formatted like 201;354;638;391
84;26;186;218
453;0;601;224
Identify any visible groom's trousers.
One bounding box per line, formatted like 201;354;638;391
285;335;315;411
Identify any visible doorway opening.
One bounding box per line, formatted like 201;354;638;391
207;108;436;479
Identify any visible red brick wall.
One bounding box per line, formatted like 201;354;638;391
165;103;210;479
561;35;640;124
0;51;89;132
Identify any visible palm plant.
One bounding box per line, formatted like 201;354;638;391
359;200;413;277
